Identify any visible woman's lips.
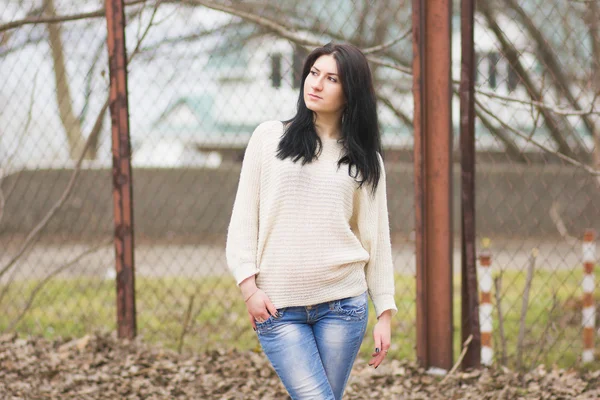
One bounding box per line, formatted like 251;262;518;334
307;93;322;100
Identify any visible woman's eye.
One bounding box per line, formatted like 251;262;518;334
310;70;318;76
328;77;337;83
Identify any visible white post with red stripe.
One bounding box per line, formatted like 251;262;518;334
582;229;596;364
479;238;493;366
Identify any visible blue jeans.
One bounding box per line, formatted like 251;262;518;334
256;291;369;400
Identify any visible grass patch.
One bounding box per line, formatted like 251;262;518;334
0;268;593;370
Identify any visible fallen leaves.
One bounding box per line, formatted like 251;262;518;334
0;332;599;399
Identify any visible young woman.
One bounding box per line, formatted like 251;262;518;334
226;42;397;400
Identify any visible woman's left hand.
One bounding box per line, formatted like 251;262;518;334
369;310;392;369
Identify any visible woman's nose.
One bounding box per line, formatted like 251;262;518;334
311;79;323;91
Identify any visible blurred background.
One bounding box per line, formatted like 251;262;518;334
1;0;599;370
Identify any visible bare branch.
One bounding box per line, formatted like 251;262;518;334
569;0;600;4
0;67;40;225
440;335;473;384
4;239;112;332
134;20;250;54
0;188;4;227
474;105;527;162
286;15;354;47
185;0;320;47
177;294;196;354
376;92;412;129
473;87;599;116
549;202;579;245
0;35;45;57
45;0;86;159
378;59;598;118
129;0;162;60
0;0;148;33
517;248;537;370
352;0;370;45
134;0;152;45
366;55;412;75
1;68;39;177
0;96;110;281
530;290;560;369
446;82;528;161
476;97;600;176
362;29;411;55
526;102;541;143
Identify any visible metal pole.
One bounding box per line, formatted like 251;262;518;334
582;229;596;363
105;0;136;339
412;0;454;370
412;0;428;368
460;0;481;369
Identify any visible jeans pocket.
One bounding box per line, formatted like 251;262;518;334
333;292;368;321
256;309;285;334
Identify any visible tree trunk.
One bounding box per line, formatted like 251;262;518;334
475;108;527;163
44;0;89;160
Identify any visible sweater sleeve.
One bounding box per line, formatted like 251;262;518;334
225;124;264;285
355;154;398;318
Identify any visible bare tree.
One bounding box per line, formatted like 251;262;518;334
478;0;581;159
504;0;595;153
42;0;88;160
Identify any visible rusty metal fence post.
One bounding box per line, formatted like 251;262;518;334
105;0;136;339
459;0;481;369
412;0;454;370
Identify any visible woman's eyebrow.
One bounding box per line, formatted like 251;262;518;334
312;66;339;76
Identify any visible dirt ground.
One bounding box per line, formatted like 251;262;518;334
1;332;600;399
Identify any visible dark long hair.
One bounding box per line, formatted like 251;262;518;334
276;42;382;194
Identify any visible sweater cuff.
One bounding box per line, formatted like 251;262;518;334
371;294;398;318
234;263;259;285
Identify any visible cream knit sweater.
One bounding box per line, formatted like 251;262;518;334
226;120;397;317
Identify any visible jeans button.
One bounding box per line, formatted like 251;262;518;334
306;305;312;309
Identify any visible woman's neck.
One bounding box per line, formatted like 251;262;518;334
313;112;342;141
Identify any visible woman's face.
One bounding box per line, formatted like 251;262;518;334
303;54;346;116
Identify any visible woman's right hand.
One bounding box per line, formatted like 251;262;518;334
239;275;278;330
245;289;278;329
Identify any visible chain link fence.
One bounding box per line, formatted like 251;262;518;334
1;0;118;340
0;0;598;370
471;0;599;369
